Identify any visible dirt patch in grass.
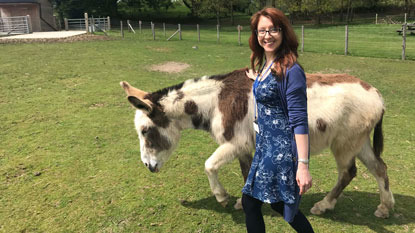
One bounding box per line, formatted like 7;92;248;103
149;62;190;73
146;46;171;53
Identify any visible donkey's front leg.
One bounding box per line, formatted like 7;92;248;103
205;143;239;207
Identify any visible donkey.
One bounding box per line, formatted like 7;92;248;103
120;68;394;218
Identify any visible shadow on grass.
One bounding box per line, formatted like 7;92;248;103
181;191;415;232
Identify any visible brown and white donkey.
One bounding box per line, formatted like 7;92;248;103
120;68;394;218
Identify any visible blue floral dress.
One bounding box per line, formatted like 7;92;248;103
242;72;300;222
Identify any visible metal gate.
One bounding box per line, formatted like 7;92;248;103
66;17;109;32
0;16;31;36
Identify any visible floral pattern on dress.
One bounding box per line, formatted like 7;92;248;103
242;73;299;205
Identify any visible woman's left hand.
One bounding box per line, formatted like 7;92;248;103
246;69;257;80
296;163;312;195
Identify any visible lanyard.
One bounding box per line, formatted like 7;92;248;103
253;59;276;120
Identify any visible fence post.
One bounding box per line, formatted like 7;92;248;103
163;23;166;37
217;24;220;43
107;16;111;30
238;25;241;46
26;15;32;33
345;25;349;56
64;18;68;31
179;24;182;40
152;22;155;40
402;23;406;60
375;14;378;24
139;20;142;34
301;25;304;53
197;24;200;42
91;16;95;33
84;13;89;33
405;13;407;24
121;21;124;38
127;20;131;32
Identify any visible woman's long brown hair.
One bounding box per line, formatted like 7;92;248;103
249;8;299;78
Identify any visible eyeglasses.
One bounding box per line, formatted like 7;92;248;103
256;28;282;37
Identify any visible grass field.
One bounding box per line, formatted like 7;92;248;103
1;31;415;232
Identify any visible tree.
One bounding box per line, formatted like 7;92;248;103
145;0;173;11
53;0;119;19
202;0;228;25
182;0;203;16
346;0;353;23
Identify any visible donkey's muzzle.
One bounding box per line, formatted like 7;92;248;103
148;164;159;173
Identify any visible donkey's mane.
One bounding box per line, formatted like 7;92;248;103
144;82;185;106
144;68;248;106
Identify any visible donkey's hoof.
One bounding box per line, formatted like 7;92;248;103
310;205;325;215
219;199;229;207
374;204;389;218
234;198;243;210
310;199;336;215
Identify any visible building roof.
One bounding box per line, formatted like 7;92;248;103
0;0;38;3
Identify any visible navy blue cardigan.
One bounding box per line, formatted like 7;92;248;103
273;63;310;169
275;63;309;136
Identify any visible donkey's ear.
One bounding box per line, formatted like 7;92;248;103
127;96;153;112
120;81;153;112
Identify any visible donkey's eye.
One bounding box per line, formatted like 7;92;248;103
141;128;148;135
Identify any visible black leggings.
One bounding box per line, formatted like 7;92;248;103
242;194;314;233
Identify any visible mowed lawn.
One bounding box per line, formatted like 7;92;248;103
0;33;414;233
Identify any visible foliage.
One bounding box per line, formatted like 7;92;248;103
53;0;118;18
51;0;414;25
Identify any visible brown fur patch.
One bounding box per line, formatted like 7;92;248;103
306;73;372;91
316;118;327;132
210;68;252;141
184;100;198;115
145;126;171;152
147;107;170;128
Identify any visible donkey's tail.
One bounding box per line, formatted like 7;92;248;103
373;110;384;158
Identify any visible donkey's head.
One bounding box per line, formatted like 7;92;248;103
120;81;181;173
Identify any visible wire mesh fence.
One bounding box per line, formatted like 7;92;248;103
106;18;414;61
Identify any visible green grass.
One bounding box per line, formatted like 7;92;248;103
0;31;414;232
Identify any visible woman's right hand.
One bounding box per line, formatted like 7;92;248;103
246;69;257;81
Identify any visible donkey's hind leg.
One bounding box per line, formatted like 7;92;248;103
357;138;394;218
311;147;358;215
205;142;242;207
234;152;253;210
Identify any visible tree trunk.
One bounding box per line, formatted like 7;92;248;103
216;9;220;26
340;0;344;22
346;0;352;23
272;0;276;7
230;0;234;25
259;0;267;8
316;0;321;25
183;0;197;16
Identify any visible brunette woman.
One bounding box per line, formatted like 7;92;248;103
242;7;314;233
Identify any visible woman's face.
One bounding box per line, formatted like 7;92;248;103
257;16;283;55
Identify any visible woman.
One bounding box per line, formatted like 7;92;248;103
241;7;314;233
